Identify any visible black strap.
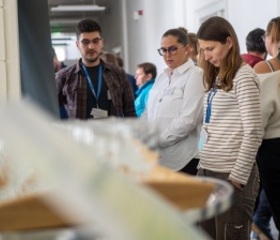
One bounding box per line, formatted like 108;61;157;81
266;60;275;72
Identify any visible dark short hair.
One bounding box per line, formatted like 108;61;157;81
246;28;266;53
76;18;102;40
137;62;157;79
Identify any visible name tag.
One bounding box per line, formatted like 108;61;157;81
173;88;183;97
165;87;174;95
107;90;112;100
91;108;108;119
198;127;208;151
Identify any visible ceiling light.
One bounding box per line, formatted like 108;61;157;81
51;5;106;12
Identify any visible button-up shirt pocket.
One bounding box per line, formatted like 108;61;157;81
159;87;184;117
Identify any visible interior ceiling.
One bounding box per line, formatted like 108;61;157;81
48;0;112;34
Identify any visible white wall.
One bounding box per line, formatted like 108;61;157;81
54;0;280;74
99;0;123;53
0;0;21;103
227;0;279;55
123;0;280;73
51;0;124;64
52;32;79;62
125;0;187;74
185;0;228;31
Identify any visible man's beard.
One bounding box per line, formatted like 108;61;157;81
86;51;101;63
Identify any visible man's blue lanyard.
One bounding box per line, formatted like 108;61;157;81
205;87;217;124
82;64;103;107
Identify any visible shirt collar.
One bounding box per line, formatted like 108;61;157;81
75;58;114;74
164;59;194;77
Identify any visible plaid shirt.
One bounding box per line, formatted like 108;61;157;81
55;59;136;119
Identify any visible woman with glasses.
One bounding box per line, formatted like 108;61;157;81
142;27;204;175
197;16;262;240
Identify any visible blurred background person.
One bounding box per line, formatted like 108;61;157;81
253;17;280;240
52;47;66;73
239;27;274;240
257;70;280;240
100;51;119;65
240;28;272;240
254;17;280;73
52;47;68;119
142;27;204;175
101;53;138;101
134;62;157;117
116;56;138;97
187;32;199;64
241;28;267;67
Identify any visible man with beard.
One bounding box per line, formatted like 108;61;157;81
55;19;136;119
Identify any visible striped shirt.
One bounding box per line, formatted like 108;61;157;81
198;64;262;185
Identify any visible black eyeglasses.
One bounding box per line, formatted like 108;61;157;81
80;37;102;46
157;45;183;56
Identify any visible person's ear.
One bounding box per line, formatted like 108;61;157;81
100;38;104;48
227;37;233;49
146;73;152;80
184;44;191;55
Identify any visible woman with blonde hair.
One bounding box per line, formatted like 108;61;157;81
253;17;280;239
197;16;262;240
254;17;280;73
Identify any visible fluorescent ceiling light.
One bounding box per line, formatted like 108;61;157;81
51;5;106;12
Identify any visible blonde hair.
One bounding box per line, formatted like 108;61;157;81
266;17;280;61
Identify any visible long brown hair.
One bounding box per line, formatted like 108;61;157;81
197;16;243;91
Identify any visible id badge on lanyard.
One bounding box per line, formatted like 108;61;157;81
82;64;108;118
198;127;208;151
198;88;217;151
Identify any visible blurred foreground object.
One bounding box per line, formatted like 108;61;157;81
0;101;210;239
0;101;233;239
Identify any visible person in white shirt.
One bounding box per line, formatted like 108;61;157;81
142;27;204;175
197;16;262;240
257;71;280;237
253;16;280;238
